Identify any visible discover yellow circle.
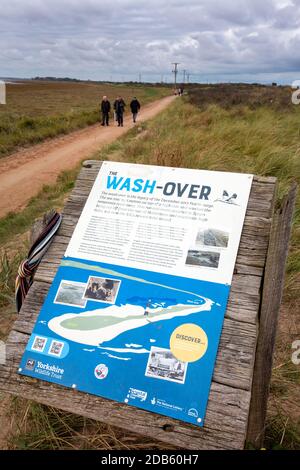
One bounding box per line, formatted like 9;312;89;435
170;324;208;363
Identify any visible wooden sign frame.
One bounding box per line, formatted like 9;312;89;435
0;160;296;449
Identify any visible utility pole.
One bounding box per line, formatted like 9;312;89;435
139;73;141;83
187;73;190;84
183;69;186;84
172;62;180;90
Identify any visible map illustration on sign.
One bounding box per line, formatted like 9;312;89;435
19;162;253;426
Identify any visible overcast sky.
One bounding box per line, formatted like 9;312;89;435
1;0;300;83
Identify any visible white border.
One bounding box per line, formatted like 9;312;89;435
145;346;188;385
54;280;87;308
65;162;253;286
83;275;121;304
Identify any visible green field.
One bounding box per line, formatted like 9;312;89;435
0;80;169;157
0;84;299;450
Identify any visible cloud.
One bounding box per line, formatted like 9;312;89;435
0;0;300;83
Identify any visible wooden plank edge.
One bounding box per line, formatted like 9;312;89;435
246;182;298;448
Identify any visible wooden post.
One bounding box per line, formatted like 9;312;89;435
30;210;57;245
247;183;297;447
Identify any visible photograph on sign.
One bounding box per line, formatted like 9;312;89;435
54;280;87;308
83;276;121;304
185;249;220;268
145;347;188;384
195;227;229;248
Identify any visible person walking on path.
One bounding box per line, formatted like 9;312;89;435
130;97;141;123
114;96;126;127
101;96;111;126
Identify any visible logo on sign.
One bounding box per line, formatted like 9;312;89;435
94;363;108;380
188;408;198;418
25;359;36;370
127;388;147;402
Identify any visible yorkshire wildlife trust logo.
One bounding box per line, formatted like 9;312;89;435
291;80;300;105
0;340;6;365
0;80;6;105
25;359;36;370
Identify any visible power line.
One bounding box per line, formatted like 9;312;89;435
172;62;180;88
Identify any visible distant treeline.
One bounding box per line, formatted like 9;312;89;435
32;76;172;87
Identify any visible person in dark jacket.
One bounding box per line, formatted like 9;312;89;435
130;97;141;123
101;96;111;126
113;96;126;127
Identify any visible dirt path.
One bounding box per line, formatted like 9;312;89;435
0;95;175;218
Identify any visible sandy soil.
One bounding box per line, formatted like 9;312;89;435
0;95;175;218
